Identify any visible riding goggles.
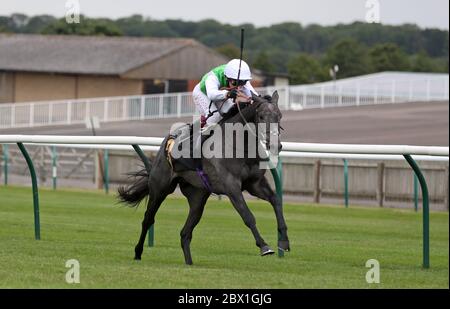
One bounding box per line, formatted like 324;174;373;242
228;79;248;87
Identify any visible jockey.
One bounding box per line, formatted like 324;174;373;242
193;59;258;126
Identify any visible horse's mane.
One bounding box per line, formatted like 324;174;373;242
219;97;271;126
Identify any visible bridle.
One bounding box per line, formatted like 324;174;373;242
237;99;282;155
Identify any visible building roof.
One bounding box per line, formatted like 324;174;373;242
0;34;203;75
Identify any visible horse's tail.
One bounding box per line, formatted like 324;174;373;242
117;168;150;208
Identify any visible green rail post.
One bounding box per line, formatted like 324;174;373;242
17;143;40;240
3;144;8;186
270;157;284;258
404;155;429;269
414;174;419;212
52;146;57;190
131;144;154;247
103;149;109;194
343;159;349;208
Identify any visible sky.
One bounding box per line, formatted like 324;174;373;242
1;0;449;29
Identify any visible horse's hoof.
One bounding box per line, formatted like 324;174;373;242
278;240;290;252
260;246;275;256
134;256;141;260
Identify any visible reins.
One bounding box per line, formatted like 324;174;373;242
236;99;258;138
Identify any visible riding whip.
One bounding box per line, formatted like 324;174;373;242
236;28;244;84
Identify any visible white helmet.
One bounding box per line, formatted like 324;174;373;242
224;59;252;80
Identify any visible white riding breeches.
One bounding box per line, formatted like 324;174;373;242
192;84;234;125
192;84;210;116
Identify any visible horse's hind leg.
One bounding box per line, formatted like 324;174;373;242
179;183;210;265
134;195;163;260
134;181;177;260
245;178;290;252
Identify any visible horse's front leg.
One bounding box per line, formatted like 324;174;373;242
245;177;290;252
225;185;274;256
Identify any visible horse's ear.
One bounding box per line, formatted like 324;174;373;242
271;91;279;106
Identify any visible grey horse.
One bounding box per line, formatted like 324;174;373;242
118;91;290;265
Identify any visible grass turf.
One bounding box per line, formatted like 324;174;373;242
0;185;448;288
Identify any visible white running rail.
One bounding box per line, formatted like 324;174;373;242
1;135;448;158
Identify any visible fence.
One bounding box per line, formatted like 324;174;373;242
0;134;448;269
2;144;448;209
0;75;448;129
286;75;449;110
0;92;198;129
269;155;448;209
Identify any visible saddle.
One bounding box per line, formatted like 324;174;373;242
166;122;202;172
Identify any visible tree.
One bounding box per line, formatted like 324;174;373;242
411;51;438;72
0;25;9;33
142;20;178;37
288;53;327;84
41;16;122;36
253;51;276;73
259;50;297;74
325;39;370;78
215;43;240;59
23;15;56;33
369;43;410;72
166;19;198;37
116;15;146;36
0;16;13;32
10;13;29;31
422;28;449;58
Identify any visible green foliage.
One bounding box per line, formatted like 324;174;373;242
325;39;370;78
115;15;146;36
432;57;449;73
0;25;9;33
166;19;198;37
41;16;123;36
411;51;449;73
288;53;327;84
253;51;276;73
422;28;449;57
22;15;56;33
254;49;297;74
369;43;410;72
0;14;56;33
215;43;240;59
